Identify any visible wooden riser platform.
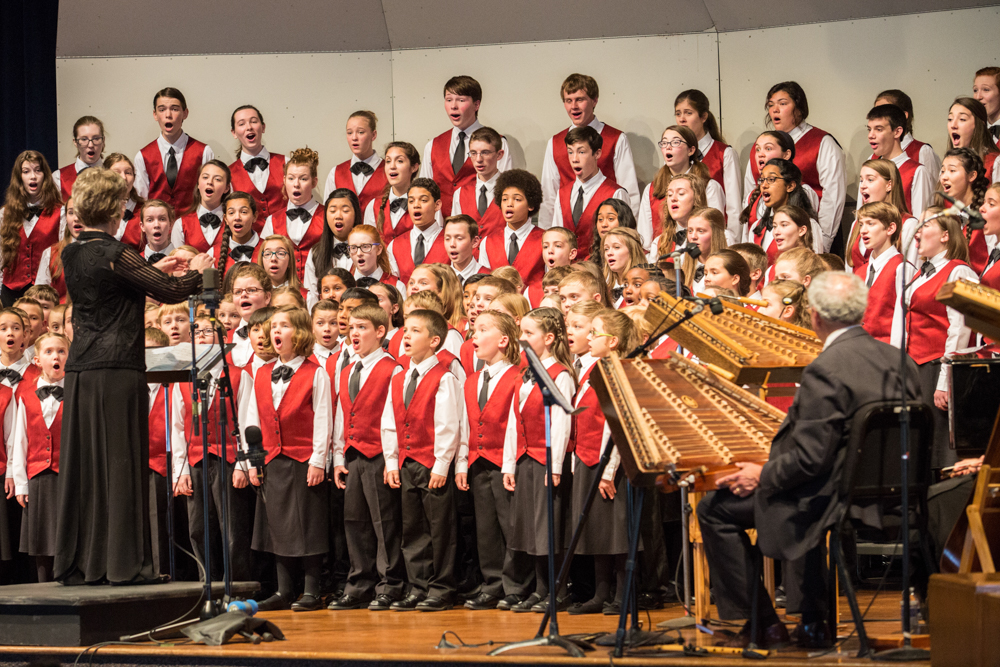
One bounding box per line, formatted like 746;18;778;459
0;590;929;666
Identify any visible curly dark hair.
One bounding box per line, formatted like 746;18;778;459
495;169;543;215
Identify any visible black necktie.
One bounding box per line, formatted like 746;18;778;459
0;368;22;384
414;234;426;266
288;207;310;223
351;161;374;176
271;364;294;384
232;244;255;260
36;385;64;402
920;260;936;278
572;186;585;225
332;242;349;259
245;157;268;173
404;368;419;408
122;207;134;222
694;266;705;283
148;252;166;265
752;213;773;238
165;147;178;188
675;228;688;246
991;126;1000;141
26;205;42;220
199;213;221;230
478;369;490;411
478;185;488;217
390;197;407;214
348;361;363;401
235;326;249;340
452;131;466;175
507;233;519;265
612;285;624;301
866;263;876;287
988;247;1000;270
523;371;534;385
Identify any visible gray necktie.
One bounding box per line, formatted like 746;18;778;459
348;361;363;401
478;185;488;217
414;233;426;266
452;131;466;175
507;233;519;265
866;263;876;287
475;357;485;372
478;369;490;411
403;368;419;408
572;186;584;225
340;352;351;373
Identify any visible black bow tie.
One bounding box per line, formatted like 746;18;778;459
122;207;134;222
200;213;221;230
752;212;773;238
381;338;390;351
26;205;42;220
271;364;294;384
522;372;535;385
332;242;349;259
36;385;64;402
148;252;166;265
245;157;268;173
611;286;624;301
990;126;1000;141
674;228;687;246
920;260;936;278
0;368;22;384
694;266;705;283
232;244;255;260
351;161;374;176
288;207;311;223
989;247;1000;268
235;325;249;340
389;197;407;214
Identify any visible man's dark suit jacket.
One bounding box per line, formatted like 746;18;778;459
755;326;922;561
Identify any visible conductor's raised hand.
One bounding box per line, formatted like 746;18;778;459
189;253;215;273
153;256;186;274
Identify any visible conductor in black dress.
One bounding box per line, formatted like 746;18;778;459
54;168;213;585
696;272;922;649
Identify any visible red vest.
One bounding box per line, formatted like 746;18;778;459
483;225;545;286
386;328;404;360
558;177;622;261
525;282;544;308
516;364;570;464
465;365;521;468
981;259;1000;291
752;222;779;267
183;371;243;465
178;212;223;254
793;127;830;201
254;360;320;464
3;208;61;290
906;259;967;364
460;338;478;377
397;348;457;372
139;137;208;212
390;362;449;469
375;196;411;246
701;140;730;194
46;245;66;300
338;356;396;458
120;216;145;252
333;159;387;213
969;228;990;275
269;207;325;283
984;153;998;184
896;158;918;215
648;187;666;240
649;336;678;359
390;229;449;284
456;183;505;239
552;125;621;187
848;221;870;273
229;153;286;232
0;384;12;476
148;385;168;476
861;253;903;344
17;378;62;478
904;139;928;164
573;378;606;467
57;164;78;203
430;130;477;217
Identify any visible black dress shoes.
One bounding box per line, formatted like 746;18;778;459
724;620;791;649
464;593;501;610
496;594;523;611
327;593;371;610
569;599;606;615
258;593;291;611
291;594;323;612
511;593;542;613
792;621;833;649
531;596;571;613
390;594;424;611
417;596;452;611
368;594;396;611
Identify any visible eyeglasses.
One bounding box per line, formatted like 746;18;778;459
233;287;264;297
468;150;495;159
588;329;615;339
261;249;288;260
348;243;380;254
194;328;214;338
657;139;688;149
74;137;104;146
759;175;787;185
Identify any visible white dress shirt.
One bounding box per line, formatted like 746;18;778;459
332;348;400;468
241;147;272;194
230;319;254;369
451;171;500;216
452;258;483;282
890;250;979;391
387;219;444;278
11;376;63;495
503;357;574;475
262;199;319;246
455;360;521;476
550;171;629;230
539;117;640;226
325;153;383;201
143;243;175;261
419;122;514;184
171;204;225;249
477;221;535;270
380;356;462;476
134;133;215;199
697;134;743;244
242;355;332;471
362;189;407;230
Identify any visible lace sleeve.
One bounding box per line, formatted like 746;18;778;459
113;246;203;304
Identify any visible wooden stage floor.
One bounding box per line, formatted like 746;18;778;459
0;590;928;666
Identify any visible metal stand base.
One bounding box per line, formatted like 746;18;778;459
872;647;931;662
488;634;587;658
594;628;671;648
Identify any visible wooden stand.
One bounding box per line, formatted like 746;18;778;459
959;465;1000;573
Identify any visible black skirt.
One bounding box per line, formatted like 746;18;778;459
569;455;631;556
252;455;329;557
20;471;59;557
54;369;156;584
509;456;571;556
0;491;13;562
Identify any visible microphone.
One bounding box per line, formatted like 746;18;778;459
201;267;221;310
658;244;702;261
227;599;259;616
241;425;266;478
936;191;986;229
687;296;724;315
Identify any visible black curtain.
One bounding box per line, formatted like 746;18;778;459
0;0;60;179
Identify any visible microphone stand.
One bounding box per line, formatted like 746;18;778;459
163;385;176;582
